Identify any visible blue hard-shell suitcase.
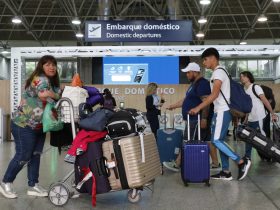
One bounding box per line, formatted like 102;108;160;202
157;113;183;163
181;114;210;186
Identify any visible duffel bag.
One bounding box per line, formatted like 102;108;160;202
237;124;280;162
79;107;115;131
107;108;146;138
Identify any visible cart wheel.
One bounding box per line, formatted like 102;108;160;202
127;189;142;203
48;183;70;206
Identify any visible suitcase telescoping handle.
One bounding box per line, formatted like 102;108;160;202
163;110;175;130
187;114;201;141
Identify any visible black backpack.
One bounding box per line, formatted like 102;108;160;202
252;84;276;111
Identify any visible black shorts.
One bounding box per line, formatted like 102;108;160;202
183;120;211;141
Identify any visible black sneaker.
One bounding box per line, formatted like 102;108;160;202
238;158;252;181
243;156;251;161
211;171;233;181
211;163;221;169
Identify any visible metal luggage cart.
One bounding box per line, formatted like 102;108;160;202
48;98;153;207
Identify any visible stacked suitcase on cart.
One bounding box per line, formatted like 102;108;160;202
104;109;162;192
74;108;162;203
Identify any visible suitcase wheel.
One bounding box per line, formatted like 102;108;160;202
48;182;71;206
127;189;142;203
184;182;188;187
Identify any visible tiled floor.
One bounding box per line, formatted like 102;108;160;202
0;137;280;210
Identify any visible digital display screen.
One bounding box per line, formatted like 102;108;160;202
103;57;179;84
103;63;149;84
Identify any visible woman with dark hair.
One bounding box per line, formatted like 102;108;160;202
101;88;116;110
145;82;165;139
0;55;61;199
240;71;277;160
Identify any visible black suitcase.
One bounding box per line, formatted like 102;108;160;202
237;124;280;162
74;140;111;194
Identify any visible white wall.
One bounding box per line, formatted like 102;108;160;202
0;57;9;79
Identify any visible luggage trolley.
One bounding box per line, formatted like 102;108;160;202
48;98;153;207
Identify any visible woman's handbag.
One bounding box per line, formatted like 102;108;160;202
42;102;64;133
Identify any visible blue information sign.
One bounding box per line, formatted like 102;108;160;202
85;20;192;42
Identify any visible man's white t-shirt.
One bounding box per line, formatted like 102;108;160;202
245;84;266;122
210;66;230;113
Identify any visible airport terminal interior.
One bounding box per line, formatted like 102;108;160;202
0;0;280;209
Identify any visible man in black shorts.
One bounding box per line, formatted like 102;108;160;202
163;62;220;172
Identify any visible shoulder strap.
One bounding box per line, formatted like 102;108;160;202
218;67;231;80
252;84;260;99
193;77;204;93
215;67;231;106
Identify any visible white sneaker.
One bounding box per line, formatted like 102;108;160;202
27;183;48;197
0;182;18;199
163;161;180;172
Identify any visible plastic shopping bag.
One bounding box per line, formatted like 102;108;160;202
42;103;64;133
71;73;83;87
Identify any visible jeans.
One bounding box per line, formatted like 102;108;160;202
245;120;265;158
3;122;46;187
211;111;240;171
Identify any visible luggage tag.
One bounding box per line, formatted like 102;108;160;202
140;132;145;163
106;161;116;169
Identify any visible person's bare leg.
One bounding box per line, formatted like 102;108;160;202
175;151;181;167
208;142;219;165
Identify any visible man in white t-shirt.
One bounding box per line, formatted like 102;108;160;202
189;48;251;181
240;71;277;160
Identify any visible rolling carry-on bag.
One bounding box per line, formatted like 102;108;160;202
157;113;183;163
102;133;161;190
181;114;210;186
237;123;280;162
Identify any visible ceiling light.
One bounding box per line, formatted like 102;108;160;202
196;31;205;38
257;14;267;22
12;16;22;24
1;50;10;54
71;17;81;25
75;32;84;38
200;0;211;5
240;41;247;45
198;16;207;24
273;0;280;2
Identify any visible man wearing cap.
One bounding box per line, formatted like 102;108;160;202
163;62;220;172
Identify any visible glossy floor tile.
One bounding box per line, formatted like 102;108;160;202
0;137;280;210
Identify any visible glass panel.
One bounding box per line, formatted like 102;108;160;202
258;60;273;78
57;61;77;82
25;60;77;82
25;62;36;78
220;59;276;79
225;60;238;78
247;60;258;77
204;69;212;79
237;60;247;76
